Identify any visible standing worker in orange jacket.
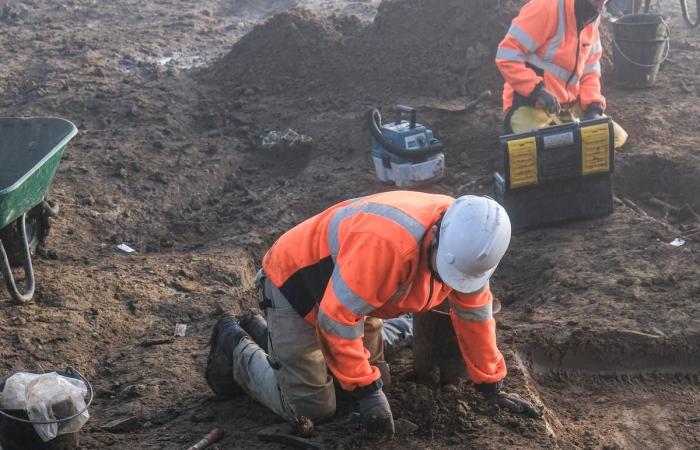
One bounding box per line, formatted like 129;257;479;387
496;0;628;148
205;191;541;438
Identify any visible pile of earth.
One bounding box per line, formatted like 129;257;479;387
205;0;524;100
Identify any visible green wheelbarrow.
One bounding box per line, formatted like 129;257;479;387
0;118;78;303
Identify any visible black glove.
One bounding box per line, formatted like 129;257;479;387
475;382;542;418
584;102;604;120
532;83;561;115
357;385;395;439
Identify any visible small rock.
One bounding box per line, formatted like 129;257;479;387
291;416;314;437
260;129;312;151
172;279;197;293
95;387;115;399
594;396;609;404
11;317;26;326
394;418;419;435
174;323;187;337
78;194;96;206
121;384;149;399
150;408;180;425
190;412;216;423
150;171;167;184
102;416;141;433
617;277;635;287
229;111;251;125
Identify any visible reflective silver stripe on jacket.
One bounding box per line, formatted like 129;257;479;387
507;23;538;52
328;202;426;259
543;0;567;62
505;0;594;89
450;301;493;323
496;47;528;62
325;201;427;317
498;49;579;84
582;61;601;74
331;267;376;316
526;53;577;84
388;281;413;304
317;307;365;339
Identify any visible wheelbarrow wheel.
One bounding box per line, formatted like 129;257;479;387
0;203;50;267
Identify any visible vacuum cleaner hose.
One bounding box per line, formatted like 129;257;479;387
368;108;443;161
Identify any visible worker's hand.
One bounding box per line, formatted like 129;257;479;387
475;382;542;418
533;84;561;115
584;102;604;120
357;388;395;439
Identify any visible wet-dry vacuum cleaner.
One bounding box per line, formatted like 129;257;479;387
369;105;445;187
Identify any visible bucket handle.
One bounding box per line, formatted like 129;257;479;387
612;18;671;68
0;366;94;425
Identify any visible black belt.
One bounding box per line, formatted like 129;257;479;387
257;271;273;310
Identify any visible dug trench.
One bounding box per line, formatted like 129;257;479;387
516;331;700;449
615;152;700;233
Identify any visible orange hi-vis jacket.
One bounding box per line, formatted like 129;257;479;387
262;191;506;391
496;0;605;112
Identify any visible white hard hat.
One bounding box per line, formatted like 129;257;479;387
435;195;511;293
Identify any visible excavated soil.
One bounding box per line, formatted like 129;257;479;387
0;0;699;449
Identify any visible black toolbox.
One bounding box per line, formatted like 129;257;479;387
494;117;614;230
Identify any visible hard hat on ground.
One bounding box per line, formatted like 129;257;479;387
435;196;511;293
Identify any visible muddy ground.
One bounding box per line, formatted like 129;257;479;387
0;0;699;448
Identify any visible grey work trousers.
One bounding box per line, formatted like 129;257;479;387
232;278;387;422
382;314;413;358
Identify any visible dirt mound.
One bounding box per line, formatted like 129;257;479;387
216;0;298;19
207;0;522;100
210;9;350;95
358;0;521;97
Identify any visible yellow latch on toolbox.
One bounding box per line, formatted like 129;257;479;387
581;123;610;176
507;136;538;188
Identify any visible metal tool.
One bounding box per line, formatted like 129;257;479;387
187;428;224;450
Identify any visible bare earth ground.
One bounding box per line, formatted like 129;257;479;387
0;0;699;448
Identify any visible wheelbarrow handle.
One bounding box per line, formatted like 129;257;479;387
0;213;36;303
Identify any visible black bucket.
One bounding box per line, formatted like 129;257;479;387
0;368;92;450
610;14;670;88
0;410;79;450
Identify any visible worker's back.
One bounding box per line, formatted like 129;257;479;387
262;190;454;321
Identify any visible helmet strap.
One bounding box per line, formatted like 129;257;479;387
428;211;446;283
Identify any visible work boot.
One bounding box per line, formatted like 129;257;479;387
205;313;250;397
239;311;269;352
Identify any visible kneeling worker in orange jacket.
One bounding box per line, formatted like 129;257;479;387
205;191;540;438
496;0;628;148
